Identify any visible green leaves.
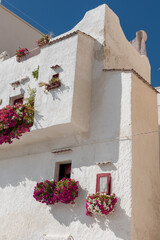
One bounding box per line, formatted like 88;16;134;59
32;65;39;80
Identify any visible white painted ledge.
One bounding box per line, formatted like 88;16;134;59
43;234;73;240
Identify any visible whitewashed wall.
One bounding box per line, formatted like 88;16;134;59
0;4;135;240
0;37;132;239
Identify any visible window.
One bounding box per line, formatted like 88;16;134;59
52;73;59;78
54;161;72;181
9;94;24;106
59;163;71;180
14;97;23;105
96;173;111;194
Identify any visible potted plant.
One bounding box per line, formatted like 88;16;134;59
33;178;79;205
86;193;117;216
16;48;29;62
56;178;79;204
33;180;58;205
39;74;61;92
36;34;50;47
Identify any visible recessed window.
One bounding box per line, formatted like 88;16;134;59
59;163;71;180
14;97;23;105
96;173;111;194
55;161;72;181
52;73;59;78
10;94;24;106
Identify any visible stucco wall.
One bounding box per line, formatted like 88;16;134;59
103;5;151;84
0;5;42;57
0;32;94;151
0;66;132;239
56;4;151;84
131;73;160;240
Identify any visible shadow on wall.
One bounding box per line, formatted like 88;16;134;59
0;40;126;238
0;152;55;188
50;83;70;101
49;191;131;240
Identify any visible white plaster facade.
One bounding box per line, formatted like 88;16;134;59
0;4;159;240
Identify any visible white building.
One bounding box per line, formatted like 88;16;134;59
0;4;159;240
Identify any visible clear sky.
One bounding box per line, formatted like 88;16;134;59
2;0;160;87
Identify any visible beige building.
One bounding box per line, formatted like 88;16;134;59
0;3;43;57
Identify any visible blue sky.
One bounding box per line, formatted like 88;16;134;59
2;0;160;87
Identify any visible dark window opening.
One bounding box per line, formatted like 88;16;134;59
14;97;23;105
59;163;71;180
52;73;59;78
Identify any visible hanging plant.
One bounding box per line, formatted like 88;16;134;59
33;178;79;205
36;34;50;47
32;66;39;80
86;193;117;217
39;74;61;92
33;180;58;205
0;87;36;145
56;178;79;204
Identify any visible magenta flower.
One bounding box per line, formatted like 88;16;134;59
33;178;79;205
0;102;34;145
86;193;117;217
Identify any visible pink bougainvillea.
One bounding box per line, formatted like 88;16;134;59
0;103;34;145
86;193;117;216
33;178;79;205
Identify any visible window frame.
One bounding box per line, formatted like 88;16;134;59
54;161;72;181
9;94;24;106
96;173;111;194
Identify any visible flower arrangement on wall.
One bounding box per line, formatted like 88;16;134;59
16;48;29;62
56;178;79;204
33;180;58;205
39;74;61;92
33;178;79;205
0;88;36;145
86;193;117;217
36;34;50;47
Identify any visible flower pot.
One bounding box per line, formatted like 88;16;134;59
46;81;61;91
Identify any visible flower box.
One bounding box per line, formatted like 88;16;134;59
16;48;29;62
86;193;117;217
39;74;61;92
36;35;50;47
45;80;61;91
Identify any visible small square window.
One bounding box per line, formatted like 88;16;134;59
14;97;23;105
59;163;71;180
55;161;72;181
10;94;24;106
52;73;59;78
96;173;111;194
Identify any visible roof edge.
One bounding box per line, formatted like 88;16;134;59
49;30;95;45
103;68;158;93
